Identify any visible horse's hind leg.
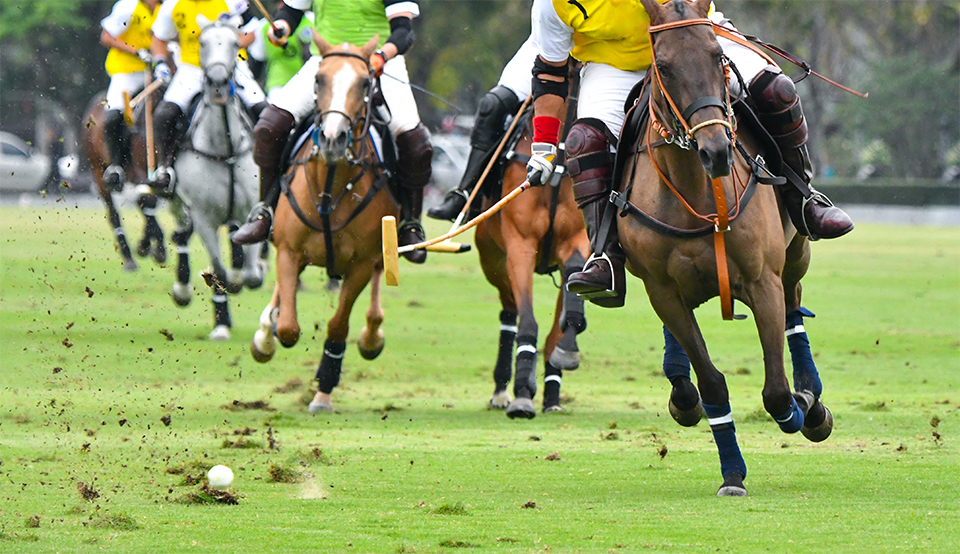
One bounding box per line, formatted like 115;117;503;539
357;270;385;360
241;241;266;290
103;191;138;272
170;210;193;306
783;236;832;442
309;267;373;413
135;188;166;265
192;217;231;340
548;252;587;371
225;223;245;293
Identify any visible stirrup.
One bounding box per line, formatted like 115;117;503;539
569;252;618;299
151;166;177;198
799;188;834;242
103;165;125;191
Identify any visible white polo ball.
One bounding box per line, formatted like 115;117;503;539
207;465;234;489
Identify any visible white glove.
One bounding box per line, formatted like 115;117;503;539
137;49;152;64
153;62;172;84
267;20;291;47
526;142;558;186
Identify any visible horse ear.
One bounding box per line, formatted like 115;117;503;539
638;0;665;25
227;14;244;30
196;13;213;30
312;29;334;56
694;0;714;17
360;35;379;58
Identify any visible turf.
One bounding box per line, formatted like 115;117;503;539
1;201;957;553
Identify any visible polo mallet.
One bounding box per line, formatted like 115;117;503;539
250;0;291;50
143;69;156;178
123;78;165;126
382;180;533;286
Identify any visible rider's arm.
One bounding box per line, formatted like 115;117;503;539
100;30;138;55
100;0;139;54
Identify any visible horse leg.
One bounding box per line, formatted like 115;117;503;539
663;326;705;427
192;218;231;341
310;267;373;413
357;269;385;360
170;211;193;307
648;285;747;496
103;191;138;272
504;245;539;420
136;188;167;265
274;247;303;348
225;224;245;293
548;252;587;371
251;283;280;363
541;287;566;414
783;236;833;442
241;241;265;290
476;227;516;409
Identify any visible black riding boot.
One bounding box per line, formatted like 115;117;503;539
749;70;853;240
150;101;185;195
562;119;626;308
395;124;433;263
428;86;521;221
231;106;296;245
102;109;131;191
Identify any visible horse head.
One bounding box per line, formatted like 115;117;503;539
311;32;379;163
197;14;241;106
640;0;733;179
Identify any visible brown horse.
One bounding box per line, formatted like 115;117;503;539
615;0;833;495
81;90;166;272
249;36;396;413
475;105;590;418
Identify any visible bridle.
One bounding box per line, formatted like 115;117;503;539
312;50;377;163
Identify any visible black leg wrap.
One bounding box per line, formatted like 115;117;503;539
513;334;538;399
229;224;244;270
494;310;517;390
559;253;587;334
315;340;346;394
542;361;562;412
212;283;231;328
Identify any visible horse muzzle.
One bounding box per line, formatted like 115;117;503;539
698;137;734;179
315;119;352;163
205;64;234;106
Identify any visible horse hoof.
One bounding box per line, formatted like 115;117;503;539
136;240;151;258
153;245;167;265
801;402;834;443
358;327;385;360
506;397;536;419
250;331;276;363
209;325;231;341
308;400;333;413
543;404;565;414
669;398;704;427
171;283;192;306
548;346;580;370
123;259;139;272
489;391;510;410
717;473;747;497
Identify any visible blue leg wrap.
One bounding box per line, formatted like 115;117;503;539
662;326;691;382
786;307;822;398
703;403;747;479
773;396;805;433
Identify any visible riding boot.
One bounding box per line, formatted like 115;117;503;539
428;86;521;221
231;106;296;245
749;70;853;240
562;119;626;308
395;124;433;263
102;109;131;191
149;101;186;195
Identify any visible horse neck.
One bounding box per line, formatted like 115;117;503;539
190;96;252;156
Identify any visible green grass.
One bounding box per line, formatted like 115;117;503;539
1;202;958;553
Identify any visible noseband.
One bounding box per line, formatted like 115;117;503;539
313;51;377;161
648;18;734;150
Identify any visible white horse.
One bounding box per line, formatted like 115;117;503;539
168;14;265;341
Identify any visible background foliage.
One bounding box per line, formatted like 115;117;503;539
1;0;958;178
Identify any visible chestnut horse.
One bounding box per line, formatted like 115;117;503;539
249;37;395;413
81;90;167;272
475;104;590;418
615;0;833;495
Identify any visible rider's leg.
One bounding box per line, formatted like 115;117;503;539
563;119;626;308
102;109;131;190
749;69;853;239
395;123;433;264
150;101;186;191
427;85;521;221
231;105;295;245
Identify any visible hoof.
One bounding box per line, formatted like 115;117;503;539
669;398;704;427
250;329;276;363
489;390;510;410
357;327;385;360
153;244;167;265
801;402;834;443
308;398;333;413
543;404;565;414
506;397;536;419
548;346;580;370
225;273;244;294
137;239;151;258
171;282;192;306
209;325;231;341
717;473;747;497
123;258;139;272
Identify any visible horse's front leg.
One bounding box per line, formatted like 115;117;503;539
357;269;385;360
250;283;280;363
503;241;540;419
192;217;231;340
475;225;517;410
540;255;588;414
101;187;139;272
225;223;246;293
239;241;266;290
274;246;303;348
309;265;373;414
170;204;193;307
136;188;167;265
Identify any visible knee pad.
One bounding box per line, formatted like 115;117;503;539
395;124;433;189
470;85;521;151
253;106;295;168
566;119;615;207
748;69;807;149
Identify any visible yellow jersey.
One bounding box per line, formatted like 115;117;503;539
154;0;251;68
103;0;159;75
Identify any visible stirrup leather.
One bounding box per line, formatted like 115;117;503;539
571;252;618;299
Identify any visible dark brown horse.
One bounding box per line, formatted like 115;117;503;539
475;104;590;418
81;90;166;272
615;0;833;495
249;36;396;413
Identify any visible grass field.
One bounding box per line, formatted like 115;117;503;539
1;200;958;554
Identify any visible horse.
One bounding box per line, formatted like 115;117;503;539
81;91;167;272
614;0;833;496
167;14;265;341
249;35;396;413
475;99;590;418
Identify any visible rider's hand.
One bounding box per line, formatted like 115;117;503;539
370;50;387;77
267;20;291;47
153;61;172;84
526;142;558;186
137;49;152;64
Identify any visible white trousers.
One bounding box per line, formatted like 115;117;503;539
161;62;265;111
106;72;147;111
272;54;422;137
